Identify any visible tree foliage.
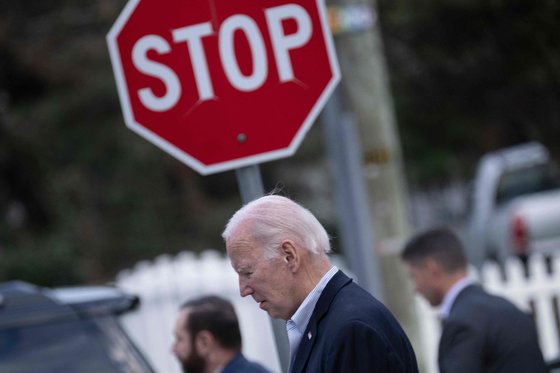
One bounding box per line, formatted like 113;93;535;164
378;0;560;182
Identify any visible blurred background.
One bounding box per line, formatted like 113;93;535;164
1;0;559;287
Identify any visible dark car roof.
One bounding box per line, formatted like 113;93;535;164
0;280;139;330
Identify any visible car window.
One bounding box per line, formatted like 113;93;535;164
495;163;560;205
96;316;154;373
0;316;152;373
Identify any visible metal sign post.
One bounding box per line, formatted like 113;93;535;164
235;164;290;373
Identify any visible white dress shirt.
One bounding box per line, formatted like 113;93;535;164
286;266;338;370
439;276;476;320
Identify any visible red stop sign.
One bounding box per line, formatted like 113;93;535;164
107;0;339;175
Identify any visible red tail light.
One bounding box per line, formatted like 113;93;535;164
511;214;528;255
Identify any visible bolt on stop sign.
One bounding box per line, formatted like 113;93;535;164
107;0;340;175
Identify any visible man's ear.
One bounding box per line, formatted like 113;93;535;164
281;240;300;272
195;330;215;356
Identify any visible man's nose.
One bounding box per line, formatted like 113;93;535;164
239;276;252;297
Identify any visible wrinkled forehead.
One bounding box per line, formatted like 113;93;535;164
227;238;265;269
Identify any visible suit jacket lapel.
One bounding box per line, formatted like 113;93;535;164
290;271;352;373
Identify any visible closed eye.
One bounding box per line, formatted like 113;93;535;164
236;268;253;278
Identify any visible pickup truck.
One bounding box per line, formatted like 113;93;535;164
466;142;560;267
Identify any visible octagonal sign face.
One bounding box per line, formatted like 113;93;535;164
107;0;340;175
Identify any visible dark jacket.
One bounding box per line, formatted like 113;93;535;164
222;353;270;373
439;284;548;373
291;270;418;373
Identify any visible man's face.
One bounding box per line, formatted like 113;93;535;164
172;309;205;373
227;234;298;320
406;260;444;307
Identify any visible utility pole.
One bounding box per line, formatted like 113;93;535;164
327;0;422;366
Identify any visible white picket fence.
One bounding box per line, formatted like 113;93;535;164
115;250;281;373
116;251;560;373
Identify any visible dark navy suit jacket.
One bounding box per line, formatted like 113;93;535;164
439;284;547;373
290;270;418;373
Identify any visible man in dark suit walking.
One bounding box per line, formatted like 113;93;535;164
222;194;418;372
401;227;548;373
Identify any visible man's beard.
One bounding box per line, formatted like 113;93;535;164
179;348;206;373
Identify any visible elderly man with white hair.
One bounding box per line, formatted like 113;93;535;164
222;194;418;373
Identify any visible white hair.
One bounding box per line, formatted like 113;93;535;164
222;195;331;259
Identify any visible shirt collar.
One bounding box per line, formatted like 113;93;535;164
439;276;476;319
289;266;338;333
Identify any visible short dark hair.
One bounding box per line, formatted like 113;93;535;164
180;295;242;351
401;227;467;272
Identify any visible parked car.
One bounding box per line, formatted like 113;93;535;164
0;280;154;373
466;142;560;267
